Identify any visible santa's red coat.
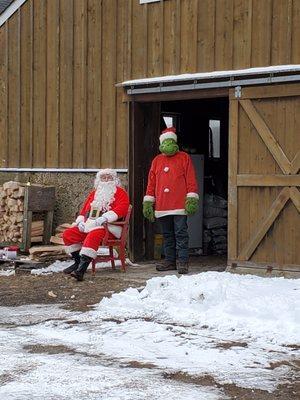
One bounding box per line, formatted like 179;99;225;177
77;187;129;227
144;151;198;217
63;186;129;258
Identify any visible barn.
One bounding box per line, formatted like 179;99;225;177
0;0;299;275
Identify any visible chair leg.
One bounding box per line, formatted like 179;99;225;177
92;259;96;275
120;247;126;272
109;246;116;270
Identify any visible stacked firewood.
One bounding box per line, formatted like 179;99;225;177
0;181;25;243
0;181;46;245
29;245;69;262
50;223;72;245
28;223;72;262
31;220;44;243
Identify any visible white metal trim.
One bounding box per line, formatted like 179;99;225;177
0;168;128;173
0;0;27;27
122;65;300;87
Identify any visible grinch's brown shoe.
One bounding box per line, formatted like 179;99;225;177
177;261;189;274
155;260;176;272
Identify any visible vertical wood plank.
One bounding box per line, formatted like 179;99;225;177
33;0;46;167
116;0;128;168
163;0;180;75
251;0;272;66
125;0;132;80
73;0;87;168
180;0;198;73
197;0;215;72
147;1;163;77
7;11;20;167
215;0;234;70
228;97;238;261
271;0;292;65
46;0;59;167
251;99;276;264
20;0;33;167
59;0;74;167
233;0;252;69
86;0;101;168
0;23;8;167
101;0;117;167
291;0;300;64
131;0;147;78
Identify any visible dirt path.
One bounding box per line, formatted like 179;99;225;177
0;257;299;399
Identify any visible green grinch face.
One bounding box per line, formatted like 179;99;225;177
159;138;179;156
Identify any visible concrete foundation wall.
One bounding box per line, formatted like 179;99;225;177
0;172;128;229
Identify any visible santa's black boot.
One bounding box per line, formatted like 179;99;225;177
63;251;81;274
70;255;92;281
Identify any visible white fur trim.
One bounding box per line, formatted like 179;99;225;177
65;243;82;254
102;210;118;223
143;195;155;202
159;132;177;144
75;215;85;224
155;209;186;218
80;247;98;259
186;192;199;199
108;225;122;238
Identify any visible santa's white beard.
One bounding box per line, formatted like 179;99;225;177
91;181;117;211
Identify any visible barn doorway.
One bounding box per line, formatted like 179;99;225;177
160;98;229;260
129;94;229;264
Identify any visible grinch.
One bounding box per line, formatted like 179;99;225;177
143;126;199;274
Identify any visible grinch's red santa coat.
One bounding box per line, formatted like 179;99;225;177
63;169;129;259
144;151;198;217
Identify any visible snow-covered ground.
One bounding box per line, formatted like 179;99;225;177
0;271;299;399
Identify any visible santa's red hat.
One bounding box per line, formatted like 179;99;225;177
159;127;177;144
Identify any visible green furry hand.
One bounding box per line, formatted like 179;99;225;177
143;201;155;222
185;197;199;215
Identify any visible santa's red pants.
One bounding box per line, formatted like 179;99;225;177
63;226;115;259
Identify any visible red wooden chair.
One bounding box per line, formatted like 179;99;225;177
91;205;132;274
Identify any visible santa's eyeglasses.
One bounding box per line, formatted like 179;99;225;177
99;174;114;182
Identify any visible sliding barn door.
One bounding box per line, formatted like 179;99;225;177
228;83;300;272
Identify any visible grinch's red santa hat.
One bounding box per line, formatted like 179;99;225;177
159;127;177;144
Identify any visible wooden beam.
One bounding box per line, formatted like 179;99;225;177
228;99;239;260
240;99;291;174
237;174;300;186
291;151;300;174
238;187;290;261
240;83;300;100
127;87;229;103
290;187;300;213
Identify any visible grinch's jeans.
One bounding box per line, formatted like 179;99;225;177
159;215;189;263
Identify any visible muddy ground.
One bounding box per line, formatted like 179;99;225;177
0;255;299;399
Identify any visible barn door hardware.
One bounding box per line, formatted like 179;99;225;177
234;86;242;98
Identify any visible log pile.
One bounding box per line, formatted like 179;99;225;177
29;245;70;262
0;181;25;244
0;181;46;245
28;223;72;262
50;223;73;245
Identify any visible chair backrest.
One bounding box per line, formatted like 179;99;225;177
119;205;132;244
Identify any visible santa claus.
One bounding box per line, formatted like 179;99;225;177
63;169;130;281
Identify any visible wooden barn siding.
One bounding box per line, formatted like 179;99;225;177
0;0;300;168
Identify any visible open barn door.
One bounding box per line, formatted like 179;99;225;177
228;83;300;275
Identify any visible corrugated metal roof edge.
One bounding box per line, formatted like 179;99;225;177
0;0;27;27
119;65;300;88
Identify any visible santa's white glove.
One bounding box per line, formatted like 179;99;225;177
77;221;85;232
95;216;108;227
